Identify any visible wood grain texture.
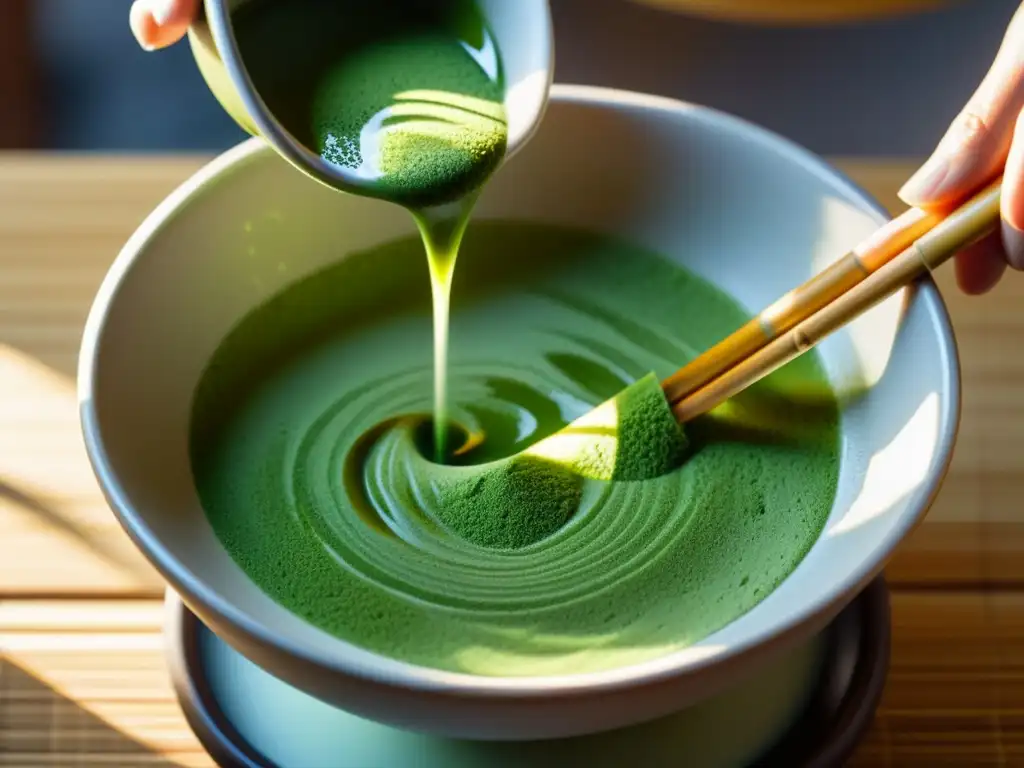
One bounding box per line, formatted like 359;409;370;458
0;601;214;767
1;154;1023;765
1;593;1019;766
849;591;1024;765
0;156;206;598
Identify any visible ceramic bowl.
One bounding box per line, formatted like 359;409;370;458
79;85;959;741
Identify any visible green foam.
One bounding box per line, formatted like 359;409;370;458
191;222;841;677
311;36;507;208
431;456;584;551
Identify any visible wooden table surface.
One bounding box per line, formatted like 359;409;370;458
0;154;1021;766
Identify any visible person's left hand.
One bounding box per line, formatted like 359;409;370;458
129;0;200;51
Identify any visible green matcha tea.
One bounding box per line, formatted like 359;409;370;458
234;0;506;209
234;0;507;458
190;222;841;677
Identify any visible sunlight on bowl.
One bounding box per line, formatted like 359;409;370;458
505;69;552;150
814;195;901;392
454;640;727;677
829;391;939;536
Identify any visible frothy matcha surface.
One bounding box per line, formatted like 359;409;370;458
191;222;840;677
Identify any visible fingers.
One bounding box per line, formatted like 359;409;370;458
954;232;1006;295
898;3;1024;294
899;4;1024;209
1001;106;1024;269
954;107;1024;291
130;0;200;51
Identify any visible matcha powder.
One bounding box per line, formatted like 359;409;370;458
233;0;508;210
312;33;507;209
432;456;584;550
428;373;691;551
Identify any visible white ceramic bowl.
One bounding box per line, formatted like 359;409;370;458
79;85;959;741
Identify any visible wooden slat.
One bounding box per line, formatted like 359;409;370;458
0;600;214;767
0;156;206;598
850;590;1024;765
888;521;1024;588
1;593;1019;766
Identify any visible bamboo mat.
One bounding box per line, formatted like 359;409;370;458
0;154;1021;766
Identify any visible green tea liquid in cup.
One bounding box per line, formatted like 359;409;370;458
193;0;511;460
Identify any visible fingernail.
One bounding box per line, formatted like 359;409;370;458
898;156;951;204
1003;218;1024;270
148;0;177;26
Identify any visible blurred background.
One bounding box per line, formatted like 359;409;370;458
0;0;1020;156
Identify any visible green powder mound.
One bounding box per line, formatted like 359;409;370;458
311;34;507;209
431;456;583;551
527;372;689;482
613;372;690;479
423;373;684;551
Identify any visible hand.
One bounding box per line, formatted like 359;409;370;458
129;0;200;51
899;3;1024;295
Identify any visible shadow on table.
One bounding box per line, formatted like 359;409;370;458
0;656;179;765
0;480;158;593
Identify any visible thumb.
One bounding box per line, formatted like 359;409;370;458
899;4;1024;209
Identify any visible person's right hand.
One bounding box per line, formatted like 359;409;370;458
130;0;200;51
898;2;1024;295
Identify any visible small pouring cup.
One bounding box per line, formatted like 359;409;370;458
186;0;554;198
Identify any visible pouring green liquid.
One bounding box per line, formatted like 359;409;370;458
234;0;507;459
194;0;842;676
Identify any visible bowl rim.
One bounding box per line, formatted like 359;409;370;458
78;83;960;699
